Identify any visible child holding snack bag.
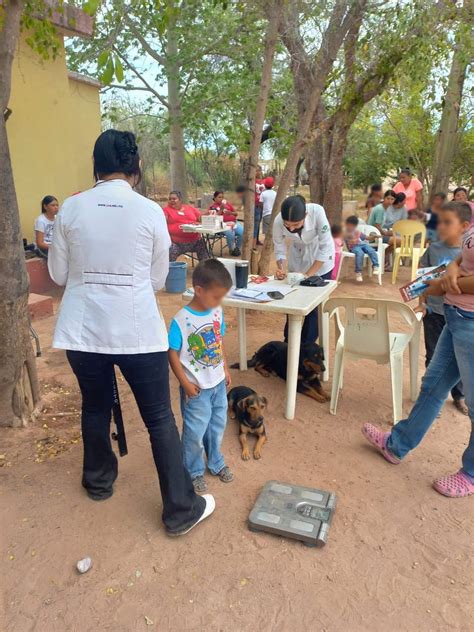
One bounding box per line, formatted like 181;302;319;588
362;201;474;497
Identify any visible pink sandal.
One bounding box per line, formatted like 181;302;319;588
362;423;401;465
433;471;474;498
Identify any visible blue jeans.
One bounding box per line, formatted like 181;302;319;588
224;221;243;250
387;305;474;477
254;206;262;239
180;379;228;478
351;243;379;272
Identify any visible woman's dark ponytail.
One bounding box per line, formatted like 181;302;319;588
93;129;141;183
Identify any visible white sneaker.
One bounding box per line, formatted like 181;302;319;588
355;273;363;282
373;267;380;274
167;494;215;536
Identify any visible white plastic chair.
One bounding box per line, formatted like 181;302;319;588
323;297;422;424
337;224;388;285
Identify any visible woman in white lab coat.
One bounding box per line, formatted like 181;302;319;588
273;195;335;343
48;130;213;536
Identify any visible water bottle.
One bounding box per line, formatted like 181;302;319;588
235;261;249;289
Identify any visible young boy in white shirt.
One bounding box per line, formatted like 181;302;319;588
168;259;233;493
260;177;277;235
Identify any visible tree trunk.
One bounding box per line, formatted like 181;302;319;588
0;0;41;427
241;0;283;260
306;121;349;224
430;28;469;199
258;0;364;273
166;6;188;200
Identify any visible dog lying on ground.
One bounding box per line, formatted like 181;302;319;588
228;386;268;460
246;340;330;403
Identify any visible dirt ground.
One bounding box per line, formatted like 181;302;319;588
1;265;473;632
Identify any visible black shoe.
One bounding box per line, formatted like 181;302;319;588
231;247;241;257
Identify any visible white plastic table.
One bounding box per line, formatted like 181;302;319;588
184;280;337;420
181;223;233;257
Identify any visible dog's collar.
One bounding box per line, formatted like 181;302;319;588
241;412;264;429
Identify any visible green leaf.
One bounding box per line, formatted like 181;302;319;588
97;50;109;69
114;55;124;82
83;0;101;16
100;57;115;85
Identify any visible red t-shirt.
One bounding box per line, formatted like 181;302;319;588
163;204;201;243
207;202;237;224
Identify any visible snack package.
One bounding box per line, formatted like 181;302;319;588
399;264;447;302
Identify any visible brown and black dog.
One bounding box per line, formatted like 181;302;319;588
247;340;330;403
228;386;268;461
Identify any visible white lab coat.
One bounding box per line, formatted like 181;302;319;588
273;203;335;276
48;179;171;354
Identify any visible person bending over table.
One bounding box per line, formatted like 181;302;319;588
164;191;209;261
207;190;243;256
273;195;335;344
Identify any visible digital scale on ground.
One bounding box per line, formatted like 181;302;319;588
249;481;337;547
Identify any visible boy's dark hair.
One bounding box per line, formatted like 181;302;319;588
433;191;447;201
394;192;406;205
384;189;396;198
345;215;359;226
93;129;141;182
440;201;472;224
192;258;232;289
370;183;382;193
331;223;342;237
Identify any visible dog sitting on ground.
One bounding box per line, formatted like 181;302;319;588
246;340;330;403
228;386;268;460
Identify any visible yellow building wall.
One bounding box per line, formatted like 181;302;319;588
8;32;101;241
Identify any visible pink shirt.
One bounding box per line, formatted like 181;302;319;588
333;237;344;253
393;178;423;211
445;225;474;312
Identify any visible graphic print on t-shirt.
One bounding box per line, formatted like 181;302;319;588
44;222;54;244
185;312;223;372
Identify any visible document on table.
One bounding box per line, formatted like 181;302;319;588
230;282;297;303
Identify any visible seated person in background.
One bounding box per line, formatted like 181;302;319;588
453;187;474;222
34;195;59;258
368;189;396;232
260;177;277;237
416;201;469;415
423;191;446;242
365;183;383;217
330;224;344;280
163;191;208;262
381;192;408;265
344;215;380;283
207;190;243;257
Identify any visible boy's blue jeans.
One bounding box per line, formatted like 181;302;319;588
387;305;474;477
351;243;379;272
180;379;228;478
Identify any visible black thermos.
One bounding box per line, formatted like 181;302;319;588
235;261;249;289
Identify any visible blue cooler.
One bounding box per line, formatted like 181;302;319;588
165;261;187;293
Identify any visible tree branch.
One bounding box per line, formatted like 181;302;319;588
112;46;169;109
